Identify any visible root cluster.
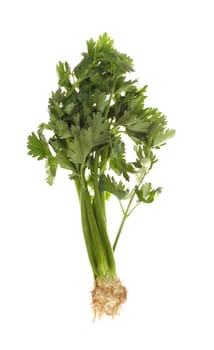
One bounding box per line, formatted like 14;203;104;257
91;277;127;319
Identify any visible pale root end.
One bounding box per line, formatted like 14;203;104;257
91;277;127;319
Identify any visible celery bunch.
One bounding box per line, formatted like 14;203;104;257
27;33;175;318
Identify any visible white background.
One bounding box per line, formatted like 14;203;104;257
0;0;214;349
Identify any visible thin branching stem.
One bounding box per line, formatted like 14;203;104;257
127;202;140;217
113;173;146;251
119;199;125;215
113;189;136;251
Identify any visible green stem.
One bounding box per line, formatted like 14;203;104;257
77;165;116;278
113;174;146;251
127;202;140;217
92;153;116;275
93;180;116;274
119;200;125;215
74;176;81;199
75;176;98;276
80;189;98;277
83;169;109;276
113;189;136;251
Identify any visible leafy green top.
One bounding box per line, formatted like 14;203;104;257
27;33;175;202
